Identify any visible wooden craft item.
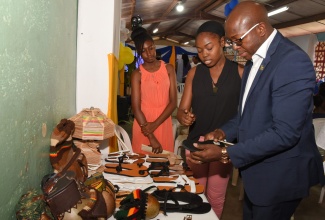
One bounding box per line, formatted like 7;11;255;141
69;107;115;140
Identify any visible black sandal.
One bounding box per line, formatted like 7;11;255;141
151;189;211;215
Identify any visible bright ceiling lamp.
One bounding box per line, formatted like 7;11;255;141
183;41;189;45
176;1;184;12
153;28;158;33
268;6;289;17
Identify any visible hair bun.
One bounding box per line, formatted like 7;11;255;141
131;27;149;41
196;21;225;37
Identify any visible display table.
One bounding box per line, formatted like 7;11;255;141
101;154;219;220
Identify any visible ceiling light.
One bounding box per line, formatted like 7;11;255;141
183;42;189;45
268;6;289;17
166;38;179;44
176;1;184;12
153;28;158;34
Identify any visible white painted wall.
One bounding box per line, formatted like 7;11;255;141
76;0;121;113
289;34;318;62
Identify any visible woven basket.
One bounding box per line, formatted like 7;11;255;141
69;107;115;140
74;140;101;165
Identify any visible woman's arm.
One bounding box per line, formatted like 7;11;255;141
131;69;148;126
177;67;196;126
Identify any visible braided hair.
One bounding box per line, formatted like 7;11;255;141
131;27;154;65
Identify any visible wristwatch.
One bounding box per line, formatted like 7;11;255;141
220;147;230;164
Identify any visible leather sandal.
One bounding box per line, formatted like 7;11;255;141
104;156;149;177
147;161;185;171
104;167;149;177
142;145;183;165
105;163;147;170
107;152;146;159
151;190;211;214
147;161;193;176
152;176;199;184
146;157;169;163
157;184;204;194
150;169;193;177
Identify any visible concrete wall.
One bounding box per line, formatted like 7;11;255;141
289;34;319;62
76;0;121;113
0;0;77;218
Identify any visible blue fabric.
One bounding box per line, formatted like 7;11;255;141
156;46;172;63
175;47;197;56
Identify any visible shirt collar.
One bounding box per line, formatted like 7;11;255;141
254;29;277;60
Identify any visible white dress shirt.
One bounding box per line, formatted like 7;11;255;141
241;29;277;113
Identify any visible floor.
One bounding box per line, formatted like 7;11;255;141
221;178;325;220
119;122;325;220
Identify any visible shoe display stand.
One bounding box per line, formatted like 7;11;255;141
102;152;219;220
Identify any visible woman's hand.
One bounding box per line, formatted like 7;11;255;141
178;109;196;126
148;134;163;154
204;129;226;141
141;122;157;136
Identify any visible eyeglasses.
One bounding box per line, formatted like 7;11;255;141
226;22;261;47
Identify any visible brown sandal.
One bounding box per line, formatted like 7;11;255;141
157;184;205;194
152;176;199;184
105;163;147;170
104;168;149;177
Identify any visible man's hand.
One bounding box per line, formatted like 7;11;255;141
187;143;223;164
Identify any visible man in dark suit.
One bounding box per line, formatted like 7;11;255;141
188;1;325;219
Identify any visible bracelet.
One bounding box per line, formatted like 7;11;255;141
140;122;148;127
220;147;230;164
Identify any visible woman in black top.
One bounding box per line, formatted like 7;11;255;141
177;20;243;218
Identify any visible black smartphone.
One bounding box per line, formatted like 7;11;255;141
182;139;217;152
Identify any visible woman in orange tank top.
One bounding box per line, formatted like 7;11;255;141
130;27;177;154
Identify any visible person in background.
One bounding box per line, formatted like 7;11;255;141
130;27;177;154
313;94;325;118
190;55;201;68
182;54;191;83
318;81;325;97
188;2;325;219
156;51;162;60
176;55;184;83
313;82;325;118
177;20;243;218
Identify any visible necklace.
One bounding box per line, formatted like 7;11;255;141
212;80;218;93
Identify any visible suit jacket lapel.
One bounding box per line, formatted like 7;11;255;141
242;32;283;113
239;60;253;116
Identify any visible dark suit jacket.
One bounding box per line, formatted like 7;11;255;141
222;32;325;206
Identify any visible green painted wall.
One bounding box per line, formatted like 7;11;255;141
0;0;78;218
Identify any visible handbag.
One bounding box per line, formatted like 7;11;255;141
42;171;117;219
42;146;86;218
42;172;81;218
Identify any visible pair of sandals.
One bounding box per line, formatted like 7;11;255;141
151;188;211;215
104;160;149;177
114;186;211;219
104;160;192;178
